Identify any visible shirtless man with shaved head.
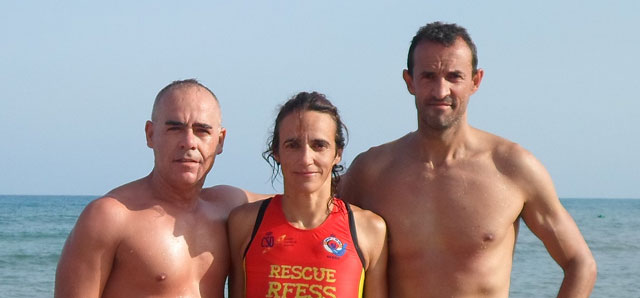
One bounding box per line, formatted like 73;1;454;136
340;22;597;297
55;79;262;297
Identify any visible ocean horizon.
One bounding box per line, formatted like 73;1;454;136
1;195;638;297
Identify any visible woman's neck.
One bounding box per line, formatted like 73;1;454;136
280;190;333;229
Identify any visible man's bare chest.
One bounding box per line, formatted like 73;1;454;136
111;212;228;284
364;163;524;252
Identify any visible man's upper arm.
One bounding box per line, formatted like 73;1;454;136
203;185;270;209
513;148;596;294
54;198;123;298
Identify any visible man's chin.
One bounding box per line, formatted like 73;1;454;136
422;115;461;131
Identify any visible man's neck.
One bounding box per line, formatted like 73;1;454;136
146;172;202;210
412;122;472;167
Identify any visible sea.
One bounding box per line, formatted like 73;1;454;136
0;195;638;298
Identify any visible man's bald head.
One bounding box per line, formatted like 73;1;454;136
151;79;220;122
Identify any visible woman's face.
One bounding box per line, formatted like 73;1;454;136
275;110;342;196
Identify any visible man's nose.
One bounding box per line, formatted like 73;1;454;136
431;78;451;100
181;130;197;150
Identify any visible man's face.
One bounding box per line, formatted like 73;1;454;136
145;86;225;188
403;38;483;131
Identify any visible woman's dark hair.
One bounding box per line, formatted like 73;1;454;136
263;91;347;197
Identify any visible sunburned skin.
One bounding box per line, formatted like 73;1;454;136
55;82;269;298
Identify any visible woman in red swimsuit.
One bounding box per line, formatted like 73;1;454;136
228;92;387;298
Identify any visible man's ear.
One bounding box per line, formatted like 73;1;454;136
145;120;154;148
215;127;227;155
402;69;416;95
471;68;484;93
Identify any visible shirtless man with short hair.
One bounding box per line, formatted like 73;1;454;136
339;22;597;297
55;79;261;297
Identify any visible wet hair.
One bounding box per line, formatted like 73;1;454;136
263;91;347;197
151;78;219;121
407;21;478;75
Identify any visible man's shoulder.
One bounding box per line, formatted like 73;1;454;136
350;134;410;169
201;185;271;211
82;182;147;221
340;135;410;201
100;178;156;208
365;133;410;155
471;128;530;159
69;194;132;244
106;176;151;196
476;129;548;183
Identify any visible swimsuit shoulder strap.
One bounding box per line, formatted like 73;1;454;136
344;201;366;268
243;197;273;258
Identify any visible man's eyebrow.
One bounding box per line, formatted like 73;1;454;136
419;70;436;76
193;123;213;130
163;121;213;129
165;120;185;126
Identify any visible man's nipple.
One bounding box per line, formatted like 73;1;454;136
156;272;167;282
483;233;495;242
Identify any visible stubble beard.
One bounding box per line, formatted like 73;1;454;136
424;114;461;131
418;97;463;131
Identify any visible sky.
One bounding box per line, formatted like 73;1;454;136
1;1;639;198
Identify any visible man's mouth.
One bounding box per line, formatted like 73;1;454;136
175;158;199;163
428;96;455;107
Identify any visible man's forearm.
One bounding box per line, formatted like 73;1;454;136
557;256;597;298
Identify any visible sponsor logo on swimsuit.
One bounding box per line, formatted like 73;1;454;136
323;235;347;257
261;232;274;248
262;234;294;254
279;234;296;247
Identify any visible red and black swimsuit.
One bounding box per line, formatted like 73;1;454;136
243;195;366;298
